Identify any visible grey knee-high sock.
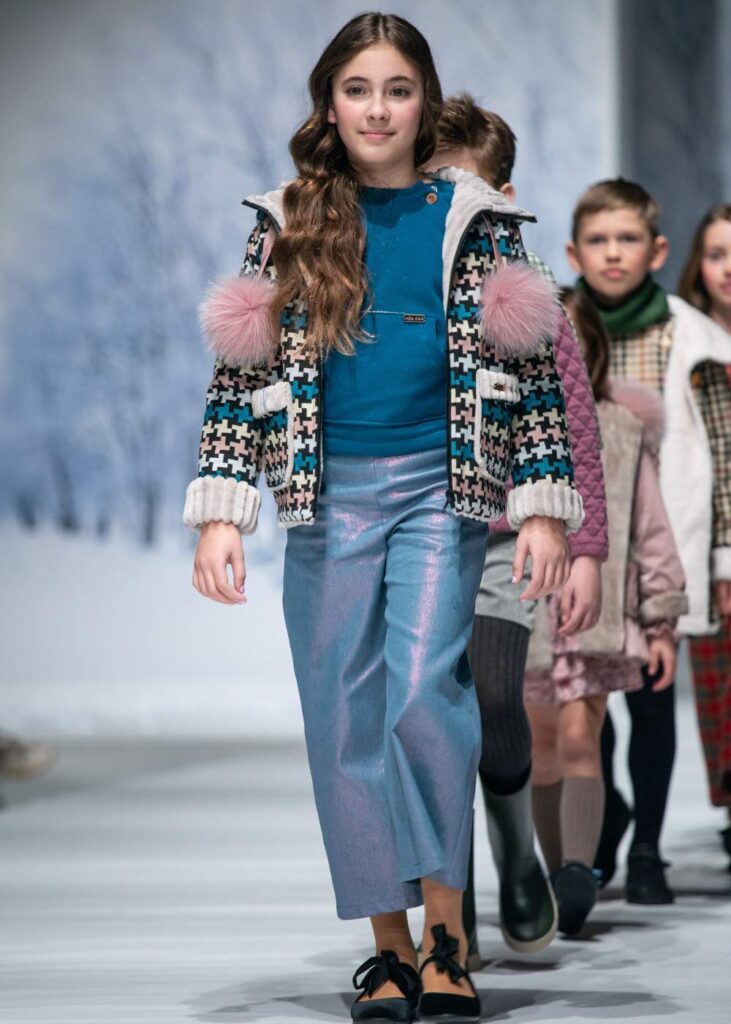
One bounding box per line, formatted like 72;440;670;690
532;781;563;874
560;776;606;867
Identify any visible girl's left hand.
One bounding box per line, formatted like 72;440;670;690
647;634;677;692
513;516;571;601
557;556;602;636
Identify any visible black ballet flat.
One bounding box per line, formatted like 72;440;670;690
351;949;420;1022
418;924;481;1023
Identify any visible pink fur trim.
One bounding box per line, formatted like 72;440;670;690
199;274;277;368
607;378;666;450
480;263;560;359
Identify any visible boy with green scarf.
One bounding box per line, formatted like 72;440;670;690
567;178;731;903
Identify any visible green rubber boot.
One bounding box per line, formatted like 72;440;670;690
483;776;557;953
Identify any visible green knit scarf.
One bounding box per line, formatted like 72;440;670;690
576;275;670;337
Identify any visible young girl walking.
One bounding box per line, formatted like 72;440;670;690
184;14;582;1022
678;204;731;868
525;288;687;936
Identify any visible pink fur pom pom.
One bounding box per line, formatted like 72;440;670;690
607;378;666;450
199;274;277;368
480;263;560;359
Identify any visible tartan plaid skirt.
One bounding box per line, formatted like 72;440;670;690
690;620;731;807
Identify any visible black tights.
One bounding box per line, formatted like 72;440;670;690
601;664;676;849
467;614;532;795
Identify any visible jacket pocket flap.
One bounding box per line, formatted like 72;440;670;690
251;381;292;419
476;368;520;403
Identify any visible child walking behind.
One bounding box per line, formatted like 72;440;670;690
184;15;581;1023
525;288;687;936
678;204;731;868
567;179;731;903
423;96;607;962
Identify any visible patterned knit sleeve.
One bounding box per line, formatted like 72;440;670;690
182;216;280;534
692;360;731;578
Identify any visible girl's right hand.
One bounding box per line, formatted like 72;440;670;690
193;521;247;605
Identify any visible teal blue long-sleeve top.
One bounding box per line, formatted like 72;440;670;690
323;178;454;457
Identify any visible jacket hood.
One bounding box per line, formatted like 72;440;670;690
243;167;535;229
244;168;537;314
606;378;665;451
427;166;535;220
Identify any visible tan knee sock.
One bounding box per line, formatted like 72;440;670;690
560;776;605;867
532;781;563;874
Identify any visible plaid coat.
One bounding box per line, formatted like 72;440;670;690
184;169;583;535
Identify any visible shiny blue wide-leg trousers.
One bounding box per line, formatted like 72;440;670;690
283;447;488;919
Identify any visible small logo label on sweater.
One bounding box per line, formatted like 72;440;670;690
402;314;426;324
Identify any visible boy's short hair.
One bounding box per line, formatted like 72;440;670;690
572;178;661;241
436;93;516;187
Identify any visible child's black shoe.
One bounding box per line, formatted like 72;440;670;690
625;843;674;904
351;950;420;1023
553;861;599;936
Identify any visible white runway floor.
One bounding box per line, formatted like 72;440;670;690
1;696;730;1023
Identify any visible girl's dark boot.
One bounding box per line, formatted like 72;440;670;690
483;775;557;953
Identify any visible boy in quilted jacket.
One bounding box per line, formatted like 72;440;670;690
423;95;608;963
567;179;731;903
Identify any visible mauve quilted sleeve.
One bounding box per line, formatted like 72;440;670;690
490;309;608;558
553;310;609;560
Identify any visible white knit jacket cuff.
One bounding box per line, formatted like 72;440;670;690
506;479;584;533
712;546;731;581
183;476;261;535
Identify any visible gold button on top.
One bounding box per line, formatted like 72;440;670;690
426;191;438;204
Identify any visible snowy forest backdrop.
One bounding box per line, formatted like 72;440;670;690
0;0;618;550
2;0;726;735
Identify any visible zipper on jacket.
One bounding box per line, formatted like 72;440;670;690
313;354;324;519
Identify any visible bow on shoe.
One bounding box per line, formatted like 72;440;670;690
352;949;410;998
422;924;465;984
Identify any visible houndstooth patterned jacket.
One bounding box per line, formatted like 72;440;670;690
184;168;584;535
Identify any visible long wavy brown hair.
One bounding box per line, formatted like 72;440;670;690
270;12;443;355
677;203;731;314
559;287;610;401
